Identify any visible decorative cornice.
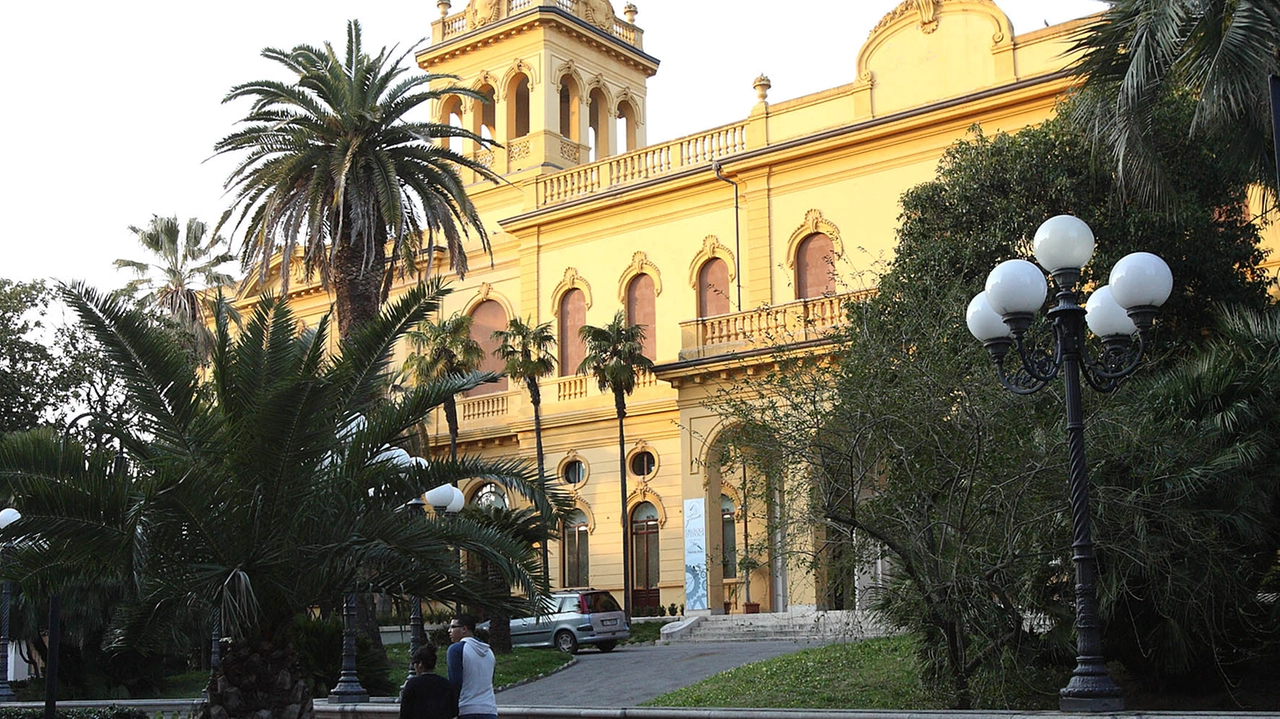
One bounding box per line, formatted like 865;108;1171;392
617;250;663;304
786;209;844;270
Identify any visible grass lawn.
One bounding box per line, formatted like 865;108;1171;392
386;642;572;690
644;635;953;710
160;669;211;698
623;621;664;644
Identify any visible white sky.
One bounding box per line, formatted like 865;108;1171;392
1;0;1105;291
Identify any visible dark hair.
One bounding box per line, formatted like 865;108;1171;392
453;613;477;633
412;644;437;670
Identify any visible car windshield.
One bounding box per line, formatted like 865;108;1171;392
584;592;621;613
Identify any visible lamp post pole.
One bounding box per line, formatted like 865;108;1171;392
327;592;369;703
967;215;1172;713
0;508;20;702
405;496;426;682
426;484;466;614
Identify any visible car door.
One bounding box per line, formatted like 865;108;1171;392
507;605;538;645
527;595;573;646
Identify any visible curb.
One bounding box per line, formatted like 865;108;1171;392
495;656;579;692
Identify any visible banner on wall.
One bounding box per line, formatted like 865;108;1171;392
683;498;708;611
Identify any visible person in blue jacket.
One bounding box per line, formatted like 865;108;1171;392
447;613;497;719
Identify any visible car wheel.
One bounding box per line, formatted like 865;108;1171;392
554;630;579;654
596;640;617;652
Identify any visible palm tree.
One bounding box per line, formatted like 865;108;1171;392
404;312;484;460
577;311;654;618
0;280;551;718
460;505;553;654
1068;0;1280;206
493;317;557;582
114;215;236;356
214;20;500;341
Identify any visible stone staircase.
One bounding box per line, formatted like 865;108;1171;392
662;609;892;643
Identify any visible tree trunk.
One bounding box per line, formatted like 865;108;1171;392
529;376;548;585
487;561;513;654
204;637;313;719
444;396;459;460
331;232;386;342
615;390;631;619
331;231;389;669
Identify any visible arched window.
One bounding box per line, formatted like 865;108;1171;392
473;483;507;510
507;73;531;140
697;258;731;318
631;502;660;611
558;289;586;377
615;100;638;153
563;509;589;587
588;88;611;161
468;300;508;396
625;273;656;360
559;76;581;142
721;494;738;579
476;84;496;141
441;95;465;155
795;233;836;299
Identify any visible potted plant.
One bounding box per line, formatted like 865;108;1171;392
739;554;764;614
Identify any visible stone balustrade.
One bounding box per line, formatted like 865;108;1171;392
536;122;747;207
13;699;1260;719
459;390;512;422
679;293;866;361
436;1;644;49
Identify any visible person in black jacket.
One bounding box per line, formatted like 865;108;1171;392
400;644;457;719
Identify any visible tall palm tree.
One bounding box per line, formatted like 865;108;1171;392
460;505;553;654
0;280;551;718
404;312;484;460
215;20;500;341
114;215;236;357
493;317;557;581
577;311;654;618
1068;0;1280;206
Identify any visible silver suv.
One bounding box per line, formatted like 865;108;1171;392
483;589;629;654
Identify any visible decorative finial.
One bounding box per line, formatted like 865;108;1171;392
438;0;452;18
753;74;771;102
624;3;638;23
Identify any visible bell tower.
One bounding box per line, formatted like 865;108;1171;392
417;0;660;177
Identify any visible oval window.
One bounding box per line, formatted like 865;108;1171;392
630;450;655;478
563;459;586;485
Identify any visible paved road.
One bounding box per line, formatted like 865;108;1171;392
497;640;827;707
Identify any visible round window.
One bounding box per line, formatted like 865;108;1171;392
563;459;585;485
629;450;655;477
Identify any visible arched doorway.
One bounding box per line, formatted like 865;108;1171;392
630;502;660;613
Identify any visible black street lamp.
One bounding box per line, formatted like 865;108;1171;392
967;215;1172;713
404;495;426;683
327;592;369;703
426;484;466;614
0;507;20;702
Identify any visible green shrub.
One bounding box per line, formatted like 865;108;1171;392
287;615;396;697
0;707;149;719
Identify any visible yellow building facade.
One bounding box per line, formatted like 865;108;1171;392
243;0;1272;616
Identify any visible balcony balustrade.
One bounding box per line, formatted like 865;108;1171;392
435;0;645;49
678;292;867;361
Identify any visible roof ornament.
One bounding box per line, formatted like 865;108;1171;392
582;0;616;31
914;0;940;33
753;74;771;102
467;0;502;30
